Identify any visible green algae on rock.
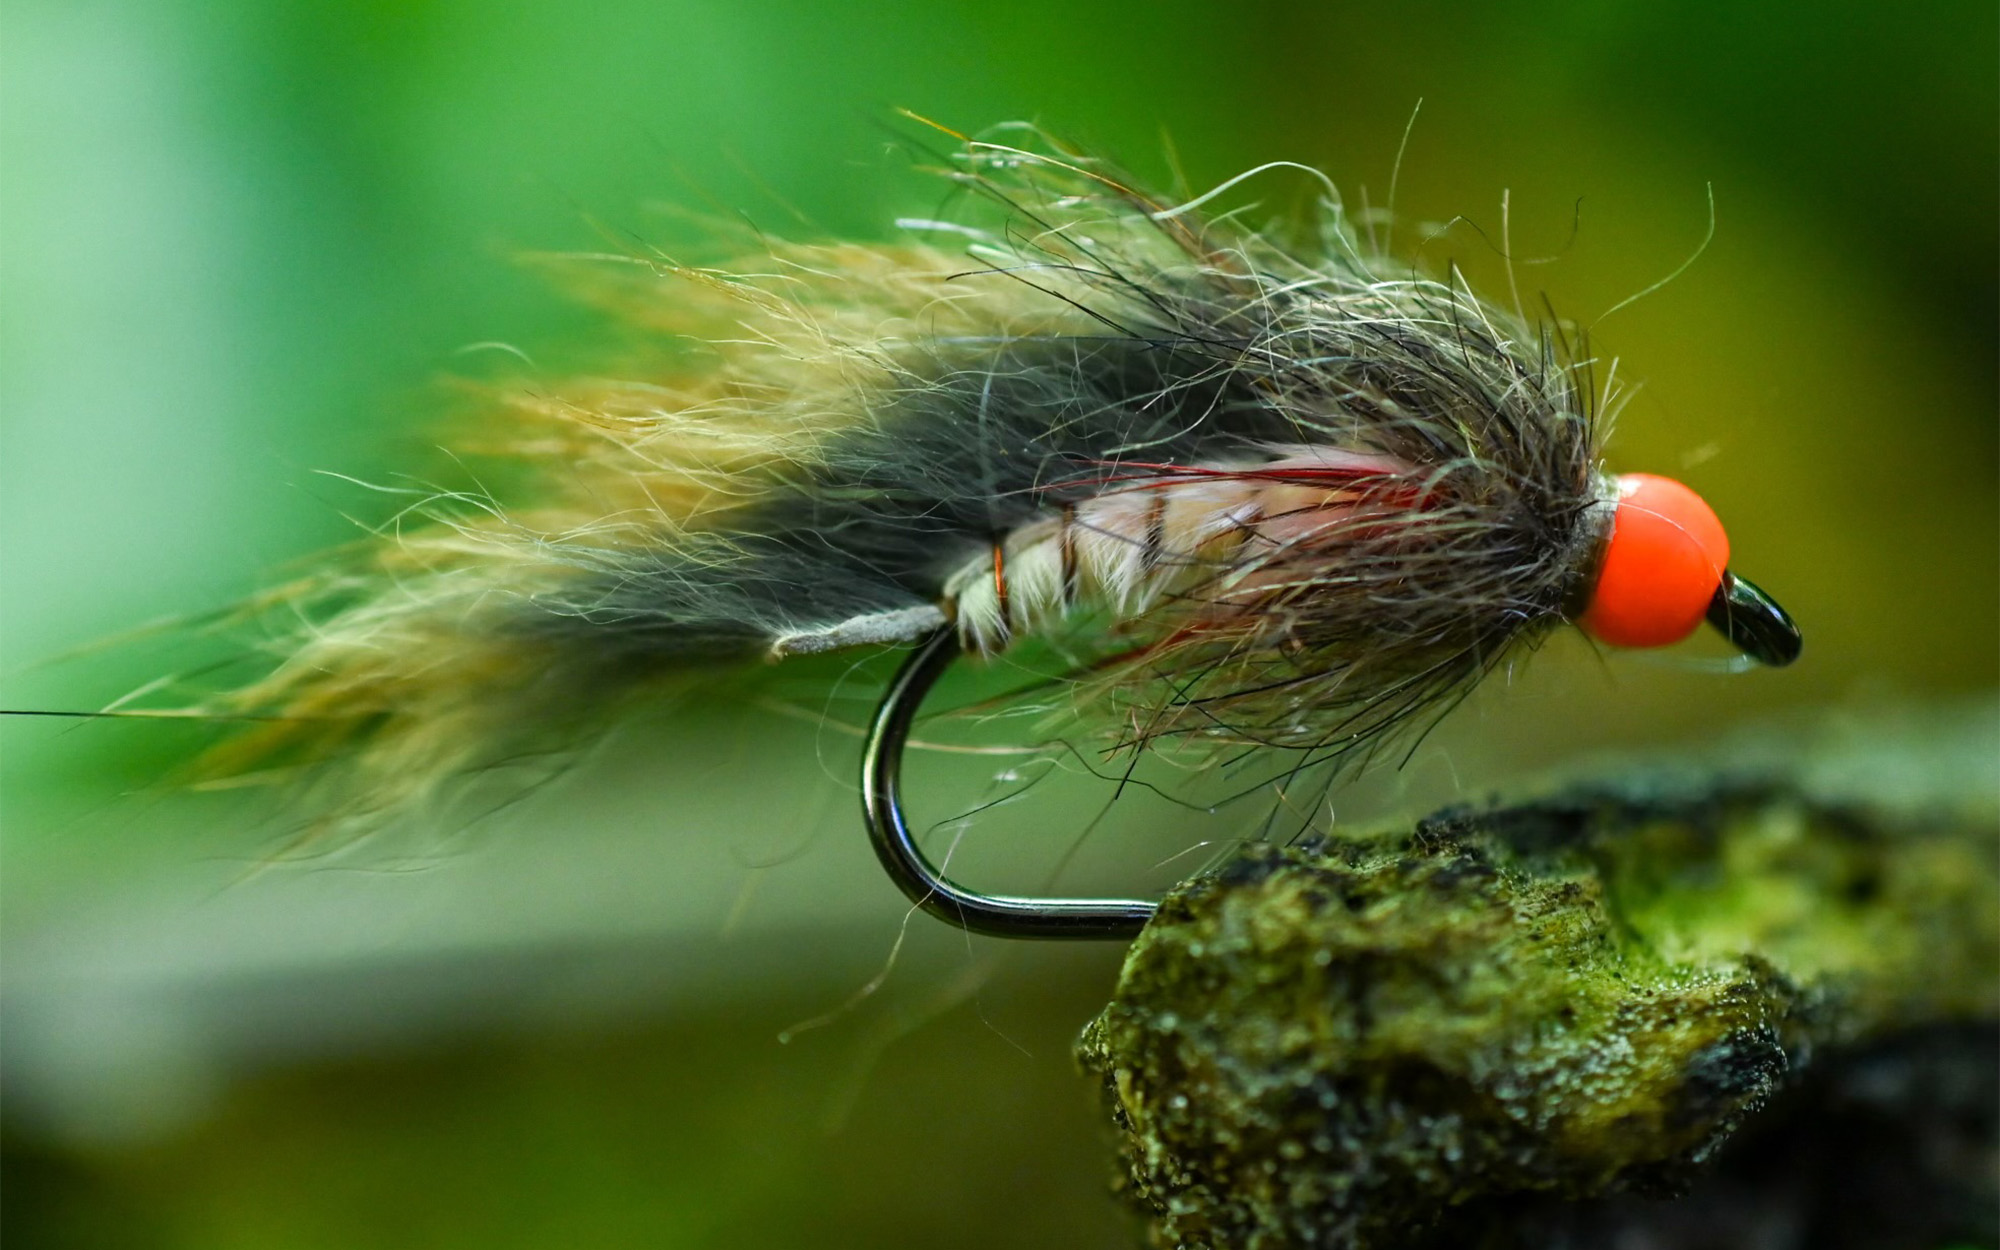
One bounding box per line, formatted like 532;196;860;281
1078;739;1999;1249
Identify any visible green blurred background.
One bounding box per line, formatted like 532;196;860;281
2;1;1994;1246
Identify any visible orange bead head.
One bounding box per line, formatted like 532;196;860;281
1578;472;1801;666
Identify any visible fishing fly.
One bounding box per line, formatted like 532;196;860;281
107;120;1801;938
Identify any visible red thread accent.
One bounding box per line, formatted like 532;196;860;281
1065;461;1421;509
991;542;1011;627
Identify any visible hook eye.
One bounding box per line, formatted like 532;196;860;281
1704;571;1802;668
861;627;1156;939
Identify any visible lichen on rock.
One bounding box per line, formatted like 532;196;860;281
1078;715;1999;1249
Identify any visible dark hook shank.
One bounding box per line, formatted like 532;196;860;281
861;627;1157;939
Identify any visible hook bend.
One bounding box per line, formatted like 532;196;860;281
861;627;1157;939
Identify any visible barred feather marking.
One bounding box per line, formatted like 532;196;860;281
945;446;1420;656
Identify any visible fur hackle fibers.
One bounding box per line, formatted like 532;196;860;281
199;122;1614;830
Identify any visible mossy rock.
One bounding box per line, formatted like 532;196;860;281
1079;724;1999;1249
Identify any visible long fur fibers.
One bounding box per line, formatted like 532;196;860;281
198;125;1611;828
